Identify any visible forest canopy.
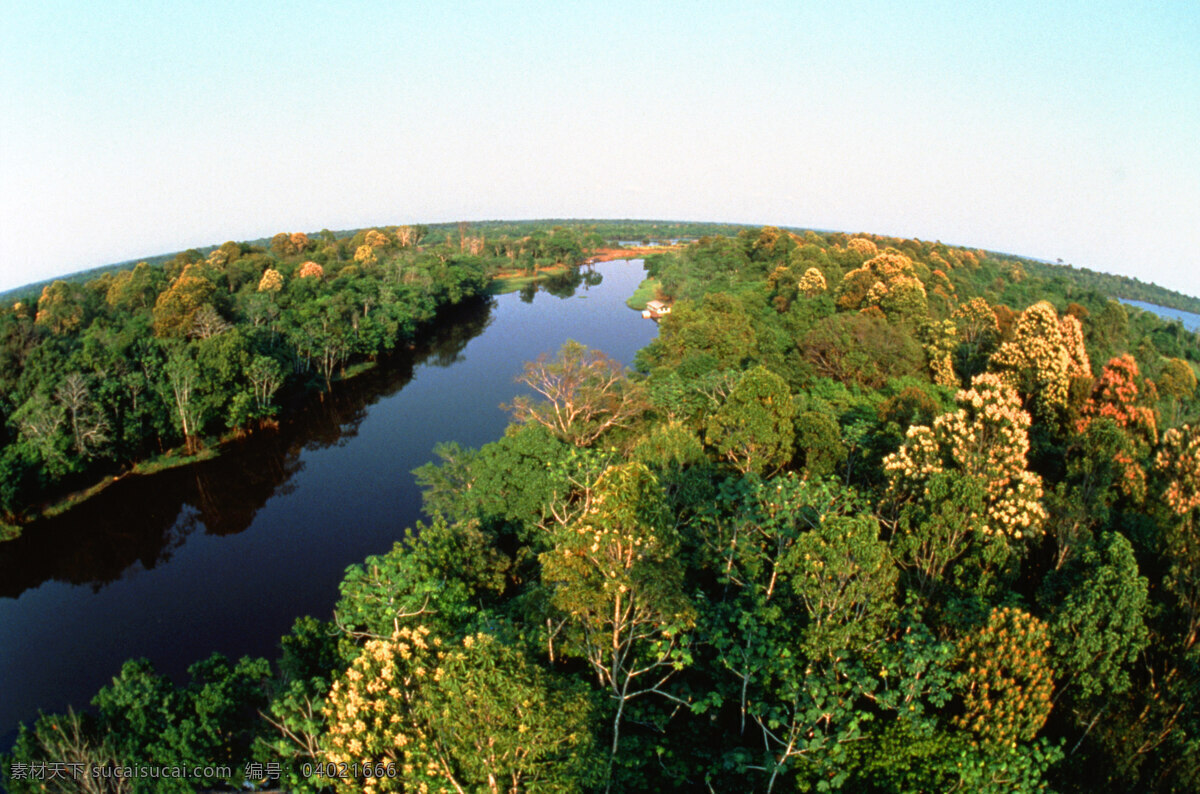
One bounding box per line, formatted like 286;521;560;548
4;221;1200;792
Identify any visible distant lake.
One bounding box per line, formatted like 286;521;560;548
1120;299;1200;332
0;260;658;748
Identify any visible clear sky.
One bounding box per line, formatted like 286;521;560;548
1;0;1197;296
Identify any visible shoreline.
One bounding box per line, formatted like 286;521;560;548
2;253;652;540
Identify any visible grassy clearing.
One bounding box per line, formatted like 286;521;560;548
625;277;662;310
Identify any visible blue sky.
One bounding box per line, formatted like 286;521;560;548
2;1;1197;296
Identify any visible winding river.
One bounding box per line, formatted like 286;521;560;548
0;260;657;746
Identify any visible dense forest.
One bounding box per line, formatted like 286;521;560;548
0;224;607;537
4;223;1200;792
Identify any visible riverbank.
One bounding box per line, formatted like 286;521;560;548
0;258;658;751
2;257;653;541
625;277;662;310
4;435;240;541
0;295;480;541
586;245;682;264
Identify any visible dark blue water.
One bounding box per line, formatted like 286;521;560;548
0;260;656;746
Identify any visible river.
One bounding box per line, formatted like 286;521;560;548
0;260;658;747
1119;298;1200;332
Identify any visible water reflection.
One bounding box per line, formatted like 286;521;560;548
0;260;654;751
0;295;494;599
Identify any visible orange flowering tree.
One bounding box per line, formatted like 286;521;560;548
1077;355;1158;500
954;607;1054;747
884;373;1047;541
290;231;311;253
989;301;1090;415
297;261;325;280
1079;355;1157;441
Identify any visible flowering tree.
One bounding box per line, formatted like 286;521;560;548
1156;424;1200;517
321;626;446;792
257;268;284;293
954;607;1054;747
289;231;311;252
33;280;85;334
921;318;959;387
837;252;928;321
952;297;999;347
885;373;1047;540
845;236;878;259
154;267;217;337
354;245;378;267
797;266;827;297
1079;355;1157;440
297;261;325;280
322;627;596;794
989;301;1090;414
1077;355;1158;499
540;462;693;789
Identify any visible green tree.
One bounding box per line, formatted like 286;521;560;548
789;511;898;659
539;462;694;790
1044;532;1149;703
705;366;796;475
793;410;847;478
91;654;270;792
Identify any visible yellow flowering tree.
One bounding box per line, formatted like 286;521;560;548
257;268;284;293
153;266;217;337
322;627;444;792
989;301;1090;415
1156;424;1200;518
845;236;878;259
797;266;827;297
920;318;959;387
837;252;928;321
354;245;379;267
884;373;1047;541
322;627;598;794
